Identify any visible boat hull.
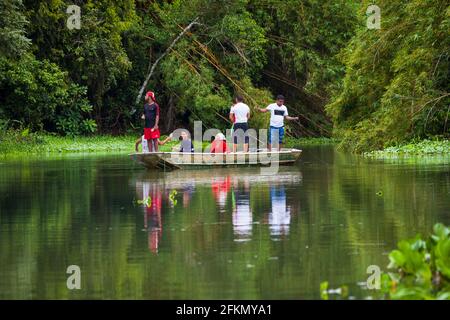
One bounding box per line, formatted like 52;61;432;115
130;149;302;170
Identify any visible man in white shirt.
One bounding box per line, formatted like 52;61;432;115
258;95;298;151
229;95;250;152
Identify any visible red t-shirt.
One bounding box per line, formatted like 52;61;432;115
211;140;228;153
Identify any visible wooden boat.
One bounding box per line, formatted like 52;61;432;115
130;148;302;170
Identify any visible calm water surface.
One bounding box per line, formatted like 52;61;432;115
0;146;449;299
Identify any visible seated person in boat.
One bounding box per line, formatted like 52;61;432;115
210;133;229;153
165;130;193;153
136;130;193;153
178;130;194;153
257;94;298;151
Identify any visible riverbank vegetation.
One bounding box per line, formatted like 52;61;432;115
0;130;135;155
0;127;337;156
0;1;448;153
284;137;338;147
364;139;450;157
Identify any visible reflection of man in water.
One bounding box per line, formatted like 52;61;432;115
268;186;290;239
232;177;252;242
142;182;163;254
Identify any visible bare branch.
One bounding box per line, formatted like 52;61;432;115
230;41;250;65
135;17;200;106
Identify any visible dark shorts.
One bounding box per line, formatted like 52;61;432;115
268;126;284;144
233;122;249;144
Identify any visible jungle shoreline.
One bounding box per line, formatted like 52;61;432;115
0;131;337;157
0;130;448;157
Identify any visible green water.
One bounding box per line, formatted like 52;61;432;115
0;146;449;299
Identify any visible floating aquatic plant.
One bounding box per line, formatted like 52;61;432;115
169;189;178;206
137;196;152;208
321;223;450;300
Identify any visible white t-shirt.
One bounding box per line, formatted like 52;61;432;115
266;103;288;127
230;102;250;123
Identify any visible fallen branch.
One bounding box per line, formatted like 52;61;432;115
135;17;200;106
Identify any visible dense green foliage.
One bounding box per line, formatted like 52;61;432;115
250;0;357;136
0;0;98;135
0;55;96;135
0;0;30;58
326;0;450;152
1;0;357;137
24;0;138;131
381;223;450;299
0;0;448;151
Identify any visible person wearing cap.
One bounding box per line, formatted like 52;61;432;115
258;95;298;151
210;132;229;153
141;91;160;152
229;95;250;152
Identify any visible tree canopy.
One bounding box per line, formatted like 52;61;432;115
0;0;448;150
326;0;450;151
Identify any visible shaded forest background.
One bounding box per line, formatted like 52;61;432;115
0;0;448;152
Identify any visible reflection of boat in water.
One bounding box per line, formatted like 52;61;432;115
134;167;301;248
133;167;302;190
130;148;302;170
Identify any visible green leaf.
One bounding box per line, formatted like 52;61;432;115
388;250;405;268
21;128;29;137
435;238;450;278
320;281;329;300
432;223;450;242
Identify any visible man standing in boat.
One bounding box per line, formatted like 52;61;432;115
258;95;298;151
229;95;250;152
141;91;160;152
